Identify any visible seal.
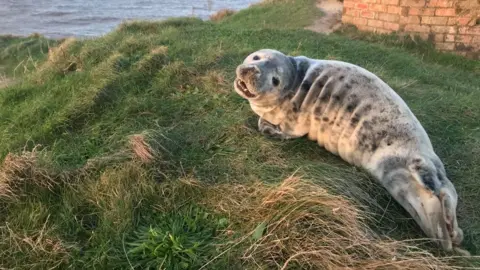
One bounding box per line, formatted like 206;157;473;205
233;49;465;252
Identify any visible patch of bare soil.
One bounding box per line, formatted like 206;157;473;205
305;0;344;34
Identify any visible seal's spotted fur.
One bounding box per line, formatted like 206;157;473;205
234;49;464;252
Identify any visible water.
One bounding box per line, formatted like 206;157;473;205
0;0;258;39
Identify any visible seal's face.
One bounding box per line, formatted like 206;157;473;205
234;49;296;103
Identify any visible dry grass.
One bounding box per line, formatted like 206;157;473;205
0;146;60;201
0;76;12;89
0;215;73;269
129;134;155;164
150;45;168;55
44;37;81;74
0;138;140;202
199;176;465;269
0;145;475;269
28;37;81;84
209;9;236;21
200;70;229;94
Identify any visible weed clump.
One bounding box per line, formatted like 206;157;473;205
125;206;227;270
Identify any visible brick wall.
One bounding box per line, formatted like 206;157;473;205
341;0;480;58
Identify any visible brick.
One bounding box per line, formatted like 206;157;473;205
382;0;399;4
361;10;376;18
458;27;480;35
473;36;480;43
431;25;457;34
456;35;473;43
400;0;426;7
400;15;421;24
368;19;385;27
447;17;456;25
353;17;369;25
362;0;377;3
455;51;468;56
343;0;356;8
375;28;393;34
384;22;401;31
342;15;355;24
405;24;431;32
356;3;369;9
342;15;353;23
457;17;474;26
435;8;455;16
404;32;430;40
427;0;454;7
457;26;467;34
469;27;480;36
344;8;359;17
435;42;455;50
387;5;403;14
417;33;431;40
357;25;375;31
444;34;455;42
408;7;435;16
454;43;473;51
434;34;445;42
378;12;400;22
370;4;387;12
422;16;448;25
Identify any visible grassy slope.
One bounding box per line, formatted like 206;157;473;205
1;0;480;268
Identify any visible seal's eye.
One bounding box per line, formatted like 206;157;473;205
272;77;280;87
253;55;260;61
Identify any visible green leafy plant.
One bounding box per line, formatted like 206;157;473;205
125;206;227;270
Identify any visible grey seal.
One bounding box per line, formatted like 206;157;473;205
233;49;465;252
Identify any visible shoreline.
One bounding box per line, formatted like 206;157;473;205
0;1;260;40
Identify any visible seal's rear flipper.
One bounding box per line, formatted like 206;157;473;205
439;187;464;247
382;170;452;250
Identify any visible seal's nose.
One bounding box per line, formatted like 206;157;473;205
237;65;260;80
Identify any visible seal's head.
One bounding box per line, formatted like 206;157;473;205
234;49;297;103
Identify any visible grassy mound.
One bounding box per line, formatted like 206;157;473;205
1;0;479;268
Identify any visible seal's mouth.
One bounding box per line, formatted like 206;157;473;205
235;78;256;98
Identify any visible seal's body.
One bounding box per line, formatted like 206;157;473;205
234;49;464;251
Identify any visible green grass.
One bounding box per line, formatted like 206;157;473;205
125;206;228;269
0;0;480;269
334;24;479;73
0;34;57;77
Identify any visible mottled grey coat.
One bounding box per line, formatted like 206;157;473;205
234;49;464;252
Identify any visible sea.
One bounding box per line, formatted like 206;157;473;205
0;0;259;39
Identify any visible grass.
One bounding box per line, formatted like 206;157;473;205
0;0;480;268
125;205;227;269
334;24;480;73
0;34;57;77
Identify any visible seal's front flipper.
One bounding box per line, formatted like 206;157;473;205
258;117;293;141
